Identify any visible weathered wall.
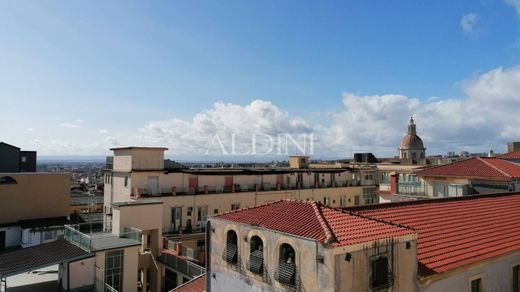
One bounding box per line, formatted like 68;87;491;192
208;218;336;292
334;238;417;292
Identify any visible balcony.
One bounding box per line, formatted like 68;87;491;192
159;252;205;279
64;222;142;252
131;180;364;199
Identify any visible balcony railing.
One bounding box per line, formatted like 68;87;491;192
159;253;205;279
131;181;366;198
64;222;142;252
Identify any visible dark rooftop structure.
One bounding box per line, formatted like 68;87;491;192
0;142;37;173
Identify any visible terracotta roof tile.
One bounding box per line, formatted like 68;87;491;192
415;157;520;179
497;149;520;159
216;200;414;247
173;275;206;292
348;192;520;277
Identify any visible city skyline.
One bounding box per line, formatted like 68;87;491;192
2;1;520;157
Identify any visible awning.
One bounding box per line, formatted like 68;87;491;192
0;239;92;278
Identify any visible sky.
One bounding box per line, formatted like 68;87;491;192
2;0;520;160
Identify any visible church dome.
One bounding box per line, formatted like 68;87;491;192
400;134;424;150
399;116;425;150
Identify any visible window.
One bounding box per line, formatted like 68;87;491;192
354;195;360;206
224;230;238;264
214;209;219;215
513;265;520;292
372;257;389;288
197;206;208;222
21;156;27;163
277;243;296;285
323;197;330;205
124;176;128;187
43;231;55;241
231;203;241;211
470;277;482;292
249;236;264;275
105;250;124;292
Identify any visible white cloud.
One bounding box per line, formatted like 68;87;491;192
59;120;83;128
506;0;520;14
137;100;313;156
98;129;108;134
29;66;520;158
460;13;480;34
325;66;520;157
26;128;34;132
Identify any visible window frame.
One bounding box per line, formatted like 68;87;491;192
249;235;264;275
224;229;238;264
105;249;124;292
277;243;296;286
468;274;484;292
512;262;520;292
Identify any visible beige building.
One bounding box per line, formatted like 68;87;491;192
208;200;417;291
207;192;520;292
0;172;70;250
103;147;378;235
415;157;520;197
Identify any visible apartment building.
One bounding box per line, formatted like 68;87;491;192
415;157;520;197
0;199;164;292
207;192;520;292
103;147;378;235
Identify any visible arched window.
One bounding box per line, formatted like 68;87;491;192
225;230;238;264
249;236;264;275
0;176;17;184
277;243;296;285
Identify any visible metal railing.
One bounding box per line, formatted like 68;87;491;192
64;222;142;253
160;253;205;279
130;181;367;197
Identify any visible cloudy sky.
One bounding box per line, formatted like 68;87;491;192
2;1;520;159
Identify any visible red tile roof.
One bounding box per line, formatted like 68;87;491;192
415;157;520;179
216;200;415;247
348;192;520;277
497;149;520;159
173;275;206;292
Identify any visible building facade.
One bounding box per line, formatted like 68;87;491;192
0;172;70;250
207;192;520;292
103;147;379;236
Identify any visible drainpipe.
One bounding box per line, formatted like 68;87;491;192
315;241;320;291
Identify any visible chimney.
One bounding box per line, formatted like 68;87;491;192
390;173;398;194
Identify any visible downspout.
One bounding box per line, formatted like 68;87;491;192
315;241;320;291
205;221;211;292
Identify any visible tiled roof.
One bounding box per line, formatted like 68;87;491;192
172;274;206;292
0;239;91;278
348;192;520;277
497;149;520;159
415;157;520;179
216;200;415;247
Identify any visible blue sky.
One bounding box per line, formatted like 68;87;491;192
2;1;520;158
